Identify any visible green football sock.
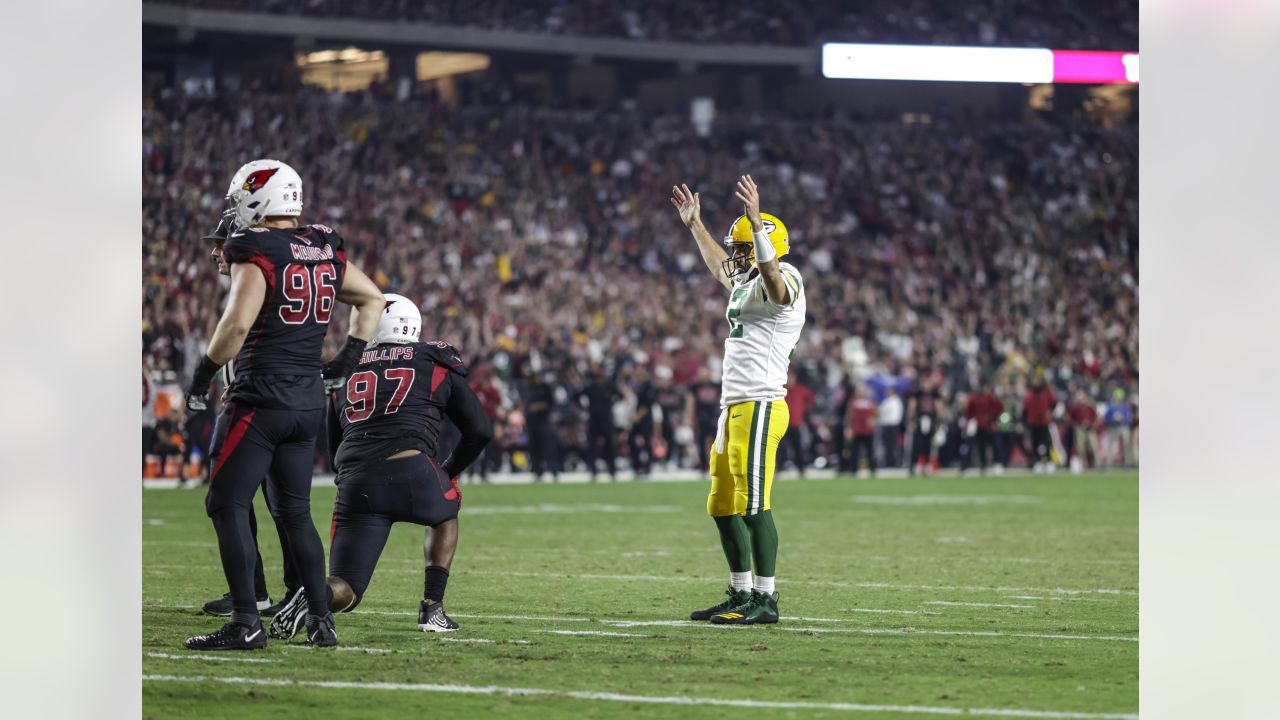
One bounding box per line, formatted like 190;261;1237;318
743;510;778;579
713;515;752;573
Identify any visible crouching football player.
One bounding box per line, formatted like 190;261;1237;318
269;295;492;639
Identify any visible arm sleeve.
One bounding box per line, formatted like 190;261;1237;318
441;372;494;478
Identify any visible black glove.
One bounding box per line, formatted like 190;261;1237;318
322;335;368;383
186;355;222;412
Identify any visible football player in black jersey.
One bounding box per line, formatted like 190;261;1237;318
269;295;492;637
183;159;385;650
196;210;299;619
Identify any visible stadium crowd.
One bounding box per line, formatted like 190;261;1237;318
158;0;1137;51
143;75;1138;480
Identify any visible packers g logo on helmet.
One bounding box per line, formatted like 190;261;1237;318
722;213;789;278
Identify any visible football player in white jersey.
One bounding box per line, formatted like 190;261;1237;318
670;175;805;625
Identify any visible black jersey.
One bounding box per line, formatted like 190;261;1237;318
221;223;348;409
329;341;492;476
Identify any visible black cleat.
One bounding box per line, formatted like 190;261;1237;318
185;620;267;651
690;586;753;621
268;586;309;640
201;592;271;617
306;612;338;646
710;590;780;625
418;600;460;632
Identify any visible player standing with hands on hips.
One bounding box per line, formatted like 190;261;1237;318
670;175;806;625
183;159;386;650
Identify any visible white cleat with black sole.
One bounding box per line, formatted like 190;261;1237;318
268;586;309;640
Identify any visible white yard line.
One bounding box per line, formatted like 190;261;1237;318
924;601;1036;609
282;645;392;654
463;571;1136;597
140;674;1137;719
541;630;652;638
781;627;1137;642
436;638;495;644
146;651;272;663
137;569;1136;597
142;604;1130;641
841;608;942;616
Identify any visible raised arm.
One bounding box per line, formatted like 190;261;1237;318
322;260;386;385
734;174;790;306
671;184;732;290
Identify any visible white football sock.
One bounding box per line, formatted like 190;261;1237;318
730;572;753;592
754;576;775;594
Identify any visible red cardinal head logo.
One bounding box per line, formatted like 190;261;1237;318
241;167;279;193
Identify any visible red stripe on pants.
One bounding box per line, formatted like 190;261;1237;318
205;407;256;510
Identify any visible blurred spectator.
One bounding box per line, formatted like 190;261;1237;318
578;366;621;481
994;386;1024;473
143;367;156;470
1104;387;1134;468
627;365;656;478
686;366;721;470
962;380;1001;474
653;365;684;470
150;407;187;481
844;384;878;477
1067;387;1100;473
907;379;940;476
525;372;561;481
877;386;904;468
467;365;503;482
783;370;815;476
1023;373;1057;473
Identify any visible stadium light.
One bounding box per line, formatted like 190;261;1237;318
822;43;1139;85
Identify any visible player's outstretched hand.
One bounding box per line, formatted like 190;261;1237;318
671;184;701;228
323;376;346;393
734;174;762;230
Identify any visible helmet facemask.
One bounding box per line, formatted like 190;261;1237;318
721;242;754;279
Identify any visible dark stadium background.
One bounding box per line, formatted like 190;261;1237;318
141;0;1137;484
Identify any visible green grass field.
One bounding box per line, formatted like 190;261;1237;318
142;472;1137;719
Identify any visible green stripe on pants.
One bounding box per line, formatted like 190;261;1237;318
744;402;759;515
754;401;774;515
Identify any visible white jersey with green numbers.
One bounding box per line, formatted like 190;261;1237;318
720;261;806;408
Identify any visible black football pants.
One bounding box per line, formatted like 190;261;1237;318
207;409;301;601
1028;426;1052;465
205;403;327;616
329;454;460;609
585;421;617;478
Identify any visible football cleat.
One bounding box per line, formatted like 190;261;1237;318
185;620;267;651
710;590;780;625
690;587;753;621
201;592;272;617
305;612;338;647
418;600;460;632
262;589;299;618
268;586;309;640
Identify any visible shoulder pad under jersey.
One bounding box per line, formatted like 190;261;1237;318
417;340;469;377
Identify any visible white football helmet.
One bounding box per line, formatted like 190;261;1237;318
224;159;304;231
370;294;422;345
